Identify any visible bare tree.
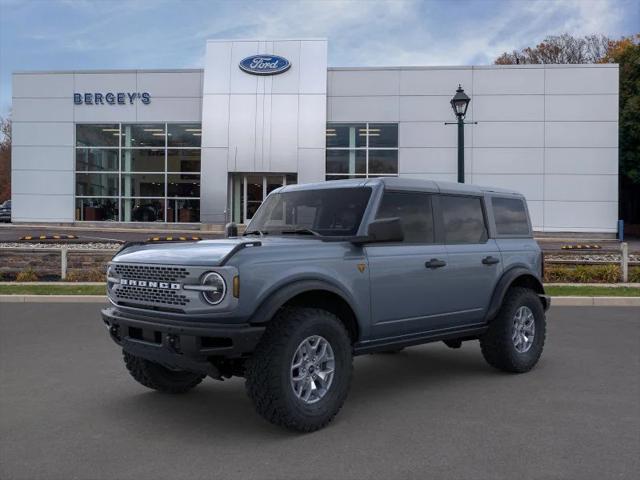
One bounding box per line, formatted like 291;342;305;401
0;116;11;202
495;34;610;64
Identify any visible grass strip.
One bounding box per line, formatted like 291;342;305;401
0;284;105;295
545;286;640;297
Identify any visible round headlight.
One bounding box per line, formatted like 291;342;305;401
201;272;226;305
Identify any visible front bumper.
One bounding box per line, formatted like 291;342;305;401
102;307;265;375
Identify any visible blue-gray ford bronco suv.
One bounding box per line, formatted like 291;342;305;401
102;178;550;432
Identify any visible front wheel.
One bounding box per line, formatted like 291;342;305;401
245;307;353;432
479;287;546;373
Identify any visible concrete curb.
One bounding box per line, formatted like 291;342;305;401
1;295;640;306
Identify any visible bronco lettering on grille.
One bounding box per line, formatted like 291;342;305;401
119;279;181;290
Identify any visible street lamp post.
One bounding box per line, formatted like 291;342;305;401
446;85;474;183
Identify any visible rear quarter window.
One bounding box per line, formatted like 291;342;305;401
492;197;530;236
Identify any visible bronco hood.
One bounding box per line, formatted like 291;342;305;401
112;238;256;267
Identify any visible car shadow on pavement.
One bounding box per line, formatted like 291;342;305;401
102;344;502;436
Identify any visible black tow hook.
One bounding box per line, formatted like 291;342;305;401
166;334;179;353
109;324;121;342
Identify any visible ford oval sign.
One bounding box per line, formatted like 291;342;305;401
239;55;291;75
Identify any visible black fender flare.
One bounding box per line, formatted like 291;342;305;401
484;267;546;322
248;279;361;328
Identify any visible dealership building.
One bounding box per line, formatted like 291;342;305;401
11;39;619;232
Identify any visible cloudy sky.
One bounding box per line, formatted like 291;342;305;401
0;0;638;115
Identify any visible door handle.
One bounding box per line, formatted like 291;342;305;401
482;256;500;265
425;258;447;269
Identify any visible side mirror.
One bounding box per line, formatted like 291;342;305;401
225;222;238;238
361;217;404;244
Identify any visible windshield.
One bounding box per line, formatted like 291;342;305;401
246;187;372;237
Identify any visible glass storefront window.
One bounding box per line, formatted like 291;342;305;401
75;198;119;221
326;122;398;180
326;150;366;175
167;149;200;173
168;124;202;147
121;198;165;222
121;174;165;197
76;173;119;197
75;123;201;222
76;124;120;147
167;199;200;223
168;174;200;197
121;124;166;147
75;148;118;171
326;123;366;148
121;149;165;172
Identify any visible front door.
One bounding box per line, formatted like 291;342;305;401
366;191;453;338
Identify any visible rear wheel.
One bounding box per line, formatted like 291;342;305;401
245;307;353;432
479;287;546;373
123;351;205;393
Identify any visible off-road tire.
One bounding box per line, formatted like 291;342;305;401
245;307;353;432
123;351;205;393
480;287;546;373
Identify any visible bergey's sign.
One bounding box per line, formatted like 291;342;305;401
74;92;151;105
239;55;291;75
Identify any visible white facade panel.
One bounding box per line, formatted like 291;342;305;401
12;146;74;171
201;95;229;147
544;201;617;231
329;70;399;96
399;68;472;96
329;96;399;122
545;94;618;121
473;174;543;201
299;41;328;94
203;42;233;94
229;41;260;94
400;122;472;148
399;147;466;174
473;67;544;95
472;148;544;174
137;72;202;98
545;66;618;95
526;200;544;230
298;95;326;149
73;103;136;122
269;94;299;172
228;94;258;171
11;194;74;222
12;98;74;122
545;121;618;148
473;95;544;122
136;97;201;122
544;148;618;175
74;73;137;92
298;149;325;184
474;122;544;148
399;96;465;122
401;173;458;182
12;170;73;195
13;73;74;98
12;122;74;146
544;174;617;202
200;148;229;224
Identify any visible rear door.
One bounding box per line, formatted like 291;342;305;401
437;194;502;325
366;191;452;338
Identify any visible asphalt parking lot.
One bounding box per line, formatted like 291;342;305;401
1;304;638;480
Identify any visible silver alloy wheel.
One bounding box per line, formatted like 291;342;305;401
290;335;335;404
512;305;535;353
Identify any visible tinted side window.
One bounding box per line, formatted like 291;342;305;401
492;197;530;236
440;195;487;244
375;192;434;243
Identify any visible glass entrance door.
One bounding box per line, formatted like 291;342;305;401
230;174;297;224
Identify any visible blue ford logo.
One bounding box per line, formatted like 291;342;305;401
239;55;291;75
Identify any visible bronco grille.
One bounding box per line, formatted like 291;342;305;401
113;264;189;282
114;285;190;307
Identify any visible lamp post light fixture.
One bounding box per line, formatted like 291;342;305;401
445;84;475;183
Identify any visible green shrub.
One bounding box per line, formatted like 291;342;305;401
65;268;105;282
544;264;620;283
16;267;39;282
629;266;640;283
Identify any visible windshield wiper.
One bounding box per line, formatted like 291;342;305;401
280;227;321;237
